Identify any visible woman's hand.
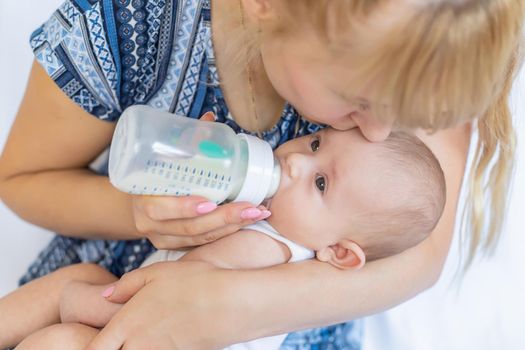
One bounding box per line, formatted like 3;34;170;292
86;261;250;350
131;195;270;249
130;111;271;249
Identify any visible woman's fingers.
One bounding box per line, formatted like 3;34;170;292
135;197;271;248
199;111;216;122
133;195;216;221
148;221;260;248
131;186;271;248
149;202;268;236
87;262;222;350
103;268;149;305
86;307;126;350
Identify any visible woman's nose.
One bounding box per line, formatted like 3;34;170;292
353;113;393;142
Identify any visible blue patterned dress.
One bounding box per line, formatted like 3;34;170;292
25;1;362;348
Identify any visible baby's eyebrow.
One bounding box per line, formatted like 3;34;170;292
330;158;339;196
318;131;338;197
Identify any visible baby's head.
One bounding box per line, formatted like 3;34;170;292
267;127;446;269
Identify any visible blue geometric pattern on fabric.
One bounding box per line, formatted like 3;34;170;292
101;0;122;99
62;79;84;97
60;0;81;25
282;322;363;350
174;15;206;115
86;3;119;95
34;42;65;79
19;235;154;285
135;0;171;102
148;0;200;111
62;22;118;112
43;12;71;48
30;29;47;49
25;1;362;349
73;88;100;112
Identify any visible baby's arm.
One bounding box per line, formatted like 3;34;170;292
179;228;292;269
58;280;121;327
0;263;116;349
56;228;291;334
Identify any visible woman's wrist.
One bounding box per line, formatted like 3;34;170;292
0;168;142;240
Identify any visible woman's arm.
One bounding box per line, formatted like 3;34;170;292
0;62;273;243
88;123;471;349
0;62;139;239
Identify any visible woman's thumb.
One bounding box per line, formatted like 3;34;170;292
101;269;148;304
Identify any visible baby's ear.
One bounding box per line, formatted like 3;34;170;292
316;239;366;270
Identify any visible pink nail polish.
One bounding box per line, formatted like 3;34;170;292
257;210;272;220
196;202;217;214
241;208;262;220
101;286;115;298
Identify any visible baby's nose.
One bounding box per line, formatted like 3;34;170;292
286;153;308;179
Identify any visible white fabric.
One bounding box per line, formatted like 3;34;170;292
244;221;315;263
142;221;314;267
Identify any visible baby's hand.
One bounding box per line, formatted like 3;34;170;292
60;281;122;328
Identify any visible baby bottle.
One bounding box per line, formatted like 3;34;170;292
108;105;281;205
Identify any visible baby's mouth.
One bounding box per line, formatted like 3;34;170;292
262;198;272;209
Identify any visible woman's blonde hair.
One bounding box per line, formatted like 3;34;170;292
242;0;524;266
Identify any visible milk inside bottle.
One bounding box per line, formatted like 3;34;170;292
108;105;281;205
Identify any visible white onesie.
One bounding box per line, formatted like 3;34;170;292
140;220;315;350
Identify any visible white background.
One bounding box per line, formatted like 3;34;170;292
1;1;524;349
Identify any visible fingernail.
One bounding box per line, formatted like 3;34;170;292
101;286;115;298
257;210;272;220
241;208;262;220
196;202;217;214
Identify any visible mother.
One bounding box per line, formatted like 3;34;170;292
0;0;523;349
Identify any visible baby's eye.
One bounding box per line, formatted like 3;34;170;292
315;175;326;194
310;138;320;152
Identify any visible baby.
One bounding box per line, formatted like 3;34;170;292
0;127;446;349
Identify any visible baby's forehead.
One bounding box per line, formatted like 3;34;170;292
321;127;381;157
327;130;400;192
321;126;373;142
